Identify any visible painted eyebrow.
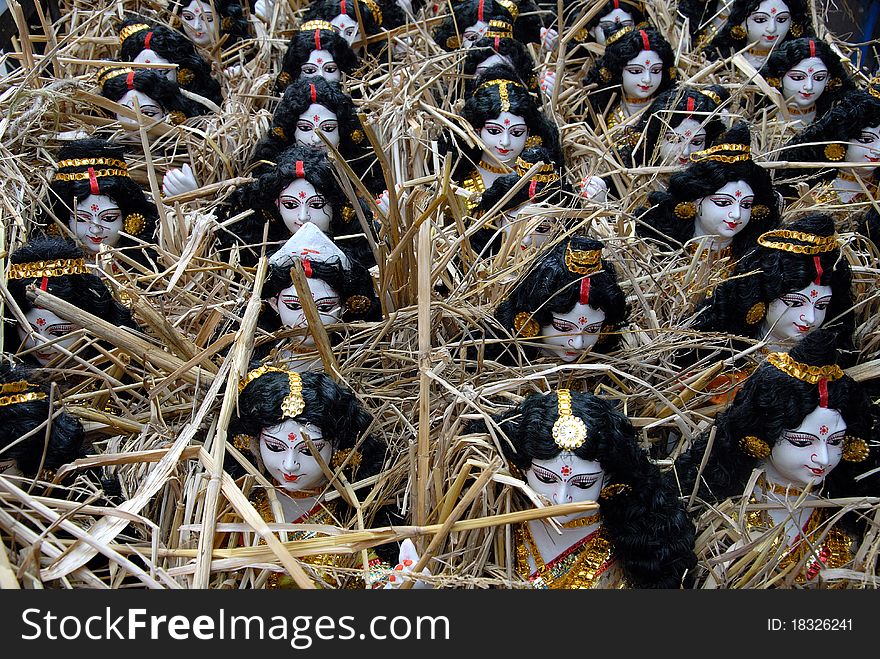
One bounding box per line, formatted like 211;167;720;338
784;429;846;440
313;296;340;305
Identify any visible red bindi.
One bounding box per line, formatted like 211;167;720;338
735;190;742;197
288;432;298;441
313;114;320;122
578;316;588;325
810;289;818;298
298;190;307;198
560;465;572;477
90;204;100;212
36;317;46;327
819;425;828;436
503;118;510;125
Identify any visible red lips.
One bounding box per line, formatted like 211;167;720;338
794;323;812;333
724;221;739;230
282;473;300;482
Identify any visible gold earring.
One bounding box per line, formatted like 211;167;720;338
599;67;612;83
513;311;540;338
765;77;781;88
745;302;766;325
751;204;770;219
674;201;697;220
824;143;846;161
790;23;803;38
842;437;869;462
123;213;146;235
739;435;771;459
730;25;747;40
599;483;631;499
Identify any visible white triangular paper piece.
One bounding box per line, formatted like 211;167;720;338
269;222;349;269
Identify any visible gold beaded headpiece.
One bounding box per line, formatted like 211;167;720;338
54;157;130;183
238;365;306;419
564;243;602;276
551;389;588;451
300;20;336;33
96;66;134;86
0;380;47;407
7;258;88;280
360;0;383;26
515;157;558;182
494;0;519;20
757;229;839;255
604;24;635;47
868;77;880;100
475;78;525;112
700;89;722;105
485;20;514;39
119;23;151;43
688;142;751;164
766;352;844;385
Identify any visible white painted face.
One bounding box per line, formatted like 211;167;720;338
592;8;635;45
502;205;555;250
18;307;81;366
475;53;513;77
180;0;216;47
782;57;828;108
764;282;832;344
269;278;342;346
462;20;489;49
295;103;340;151
133;49;177;82
526;453;605;524
276;178;333;234
70;194;123;253
301;49;341;83
763;405;846;488
115;90;165;129
540;300;607;362
845;124;880;177
694;179;755;241
259;418;333;492
658;117;708;166
479;112;528;165
621;49;664;100
331;13;359;45
745;0;791;50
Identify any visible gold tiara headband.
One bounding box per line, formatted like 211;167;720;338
485;20;514;39
564;243;603;276
0;381;33;394
0;391;47;407
689;143;751;164
7;258;88;280
238;365;306;419
767;352;844;385
475;78;525;112
700;89;722;105
757;229;839;255
119;23;151;43
494;0;519;20
360;0;383;26
300;20;336;32
96;66;134;85
551;389;588;450
604;24;635;47
56;158;128;171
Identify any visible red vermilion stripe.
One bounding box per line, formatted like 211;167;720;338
809;39;815;58
478;0;484;22
818;378;829;408
315;29;322;50
341;0;347;15
144;31;153;49
494;36;500;50
303;259;313;278
126;71;135;90
813;255;823;285
40;276;49;291
310;83;317;103
640;29;650;51
295;160;305;178
528;179;538;198
88;166;100;195
580;277;590;305
687;96;695;113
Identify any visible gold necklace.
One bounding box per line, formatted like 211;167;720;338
478;159;512;175
623;94;651;105
560;511;601;529
747;46;771;57
786;104;815;116
759;474;803;497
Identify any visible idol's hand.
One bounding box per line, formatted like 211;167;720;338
162;163;199;197
382;539;432;589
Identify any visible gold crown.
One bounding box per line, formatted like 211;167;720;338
238;365;306;419
96;66;136;86
485;20;514;39
551;389;587;451
689;142;751;164
757;229;839;255
119;23;151;43
766;352;844;385
8;257;88;280
300;20;336;33
564;243;602;276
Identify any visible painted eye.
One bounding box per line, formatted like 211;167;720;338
787;72;806;80
815;300;830;311
320;122;337;133
308;197;327;209
534;470;556;484
534;221;552;234
297;121;314;132
827;435;844;447
777;15;789;24
324;64;338;73
691;137;705;148
782;296;805;307
710;197;733;207
814;72;828;81
551;320;574;332
786;437;812;447
572;478;599;490
281;200;299;210
484;126;502;135
510;128;527;138
301;64;318;74
651;66;663;75
741;199;754;209
858;133;876;143
264;441;285;453
584;322;603;334
283;300;303;311
205;14;214;23
316;302;337;313
182;12;194;20
625;67;642;75
464;31;478;41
